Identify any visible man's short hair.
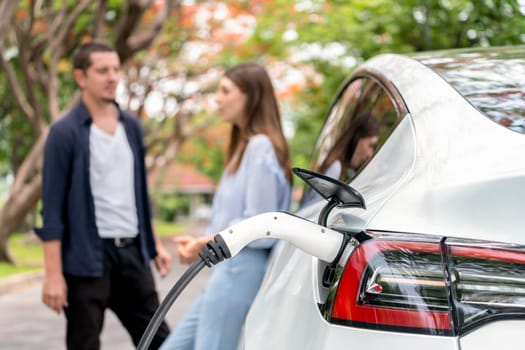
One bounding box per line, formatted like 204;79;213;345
72;41;116;71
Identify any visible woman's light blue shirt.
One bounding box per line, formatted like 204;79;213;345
206;134;291;248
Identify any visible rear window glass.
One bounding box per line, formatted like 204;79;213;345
413;47;525;134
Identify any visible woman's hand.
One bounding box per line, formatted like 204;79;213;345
172;235;211;264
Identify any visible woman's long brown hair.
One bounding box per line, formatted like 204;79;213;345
224;63;292;182
317;112;379;181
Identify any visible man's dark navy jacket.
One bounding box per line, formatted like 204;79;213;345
35;101;158;277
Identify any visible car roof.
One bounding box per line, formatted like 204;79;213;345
332;50;525;246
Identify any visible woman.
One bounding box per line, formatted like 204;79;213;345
301;112;379;206
160;63;292;350
318;112;379;182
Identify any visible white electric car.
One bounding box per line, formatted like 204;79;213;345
244;46;525;349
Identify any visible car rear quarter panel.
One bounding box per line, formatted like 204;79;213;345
245;241;460;350
460;320;525;350
245;242;328;349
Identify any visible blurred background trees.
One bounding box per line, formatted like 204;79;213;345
0;0;178;262
0;0;524;263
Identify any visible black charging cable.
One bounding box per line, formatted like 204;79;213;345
137;235;231;350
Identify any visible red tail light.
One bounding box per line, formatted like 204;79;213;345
326;234;525;336
329;239;453;335
448;243;525;334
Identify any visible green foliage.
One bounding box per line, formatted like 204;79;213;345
173;115;226;183
0;91;34;177
0;263;39;279
153;193;191;222
154;219;185;238
283;63;348;168
176;143;224;183
178;138;224;182
0;233;43;279
403;0;525;50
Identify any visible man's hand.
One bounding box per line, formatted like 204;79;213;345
172;235;210;264
42;273;68;314
154;242;172;278
42;240;67;314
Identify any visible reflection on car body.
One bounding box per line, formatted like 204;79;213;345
244;46;525;350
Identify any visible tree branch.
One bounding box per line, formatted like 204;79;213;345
47;0;93;120
116;0;179;62
51;0;93;54
0;1;17;43
45;1;69;45
91;0;109;39
0;53;39;128
15;26;41;129
114;0;150;61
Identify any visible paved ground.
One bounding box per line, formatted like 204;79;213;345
0;233;210;350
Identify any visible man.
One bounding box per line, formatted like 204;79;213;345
35;41;171;350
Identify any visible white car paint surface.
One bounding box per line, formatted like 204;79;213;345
244;47;525;350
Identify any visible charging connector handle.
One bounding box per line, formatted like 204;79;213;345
216;211;344;263
199;234;231;267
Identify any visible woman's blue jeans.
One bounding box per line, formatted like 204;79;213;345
160;247;270;350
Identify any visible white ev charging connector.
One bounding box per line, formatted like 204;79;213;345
138;211;346;349
215;211;344;263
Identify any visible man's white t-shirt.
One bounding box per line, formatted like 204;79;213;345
89;122;138;238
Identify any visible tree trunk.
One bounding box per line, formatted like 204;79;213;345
0;131;47;263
